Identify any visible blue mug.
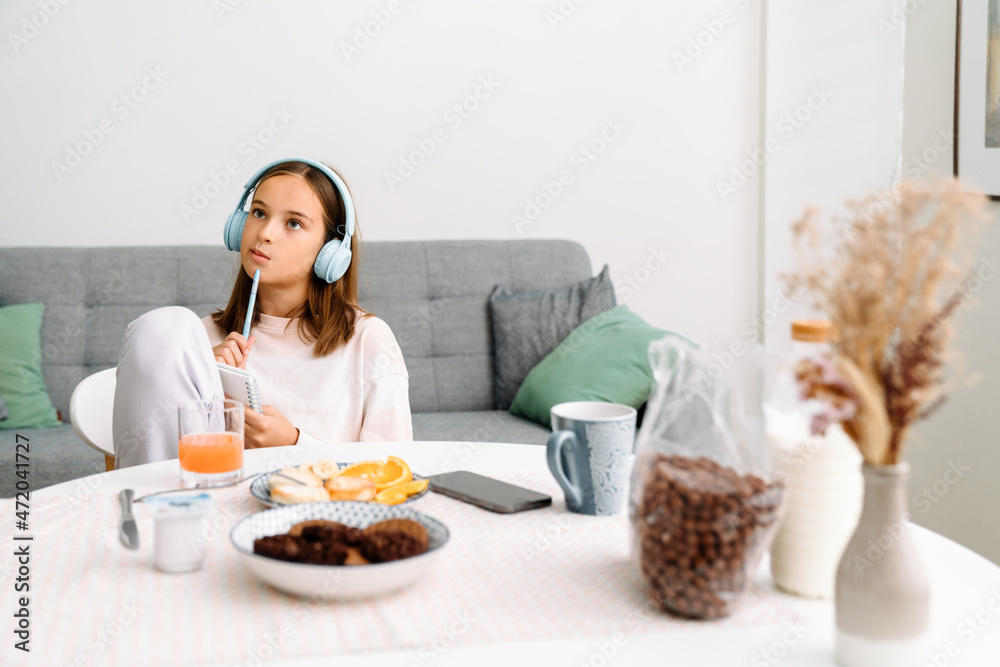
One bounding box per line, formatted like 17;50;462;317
546;402;637;515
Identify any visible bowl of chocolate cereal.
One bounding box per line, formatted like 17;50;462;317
230;501;450;599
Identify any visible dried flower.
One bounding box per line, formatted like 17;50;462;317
783;179;989;465
794;356;858;435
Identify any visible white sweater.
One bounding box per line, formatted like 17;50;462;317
201;311;412;445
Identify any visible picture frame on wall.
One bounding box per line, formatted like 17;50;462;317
955;0;1000;200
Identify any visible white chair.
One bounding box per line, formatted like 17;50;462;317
69;368;117;472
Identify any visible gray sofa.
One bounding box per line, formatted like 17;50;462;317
0;240;595;496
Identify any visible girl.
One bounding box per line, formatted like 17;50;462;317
112;159;412;468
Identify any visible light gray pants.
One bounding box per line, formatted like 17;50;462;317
112;306;224;469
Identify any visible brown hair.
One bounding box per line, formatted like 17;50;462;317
210;160;371;357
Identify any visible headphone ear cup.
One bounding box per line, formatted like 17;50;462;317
224;210;248;251
330;246;352;282
314;239;352;283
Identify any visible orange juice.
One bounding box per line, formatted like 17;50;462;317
178;432;243;473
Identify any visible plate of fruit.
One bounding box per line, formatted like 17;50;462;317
250;456;429;507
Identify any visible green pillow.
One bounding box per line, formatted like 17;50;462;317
0;303;61;429
509;305;690;428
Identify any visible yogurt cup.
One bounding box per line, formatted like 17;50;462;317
146;493;214;573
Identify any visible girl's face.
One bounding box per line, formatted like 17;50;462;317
240;174;328;290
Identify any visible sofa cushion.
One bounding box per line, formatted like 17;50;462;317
0;303;61;429
489;264;615;411
509;305;684;429
411;411;549;445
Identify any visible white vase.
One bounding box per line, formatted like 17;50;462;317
769;424;864;599
835;463;929;667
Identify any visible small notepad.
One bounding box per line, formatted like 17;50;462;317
217;363;263;413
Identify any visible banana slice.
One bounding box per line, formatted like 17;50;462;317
309;459;339;480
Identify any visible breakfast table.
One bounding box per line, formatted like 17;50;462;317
5;440;1000;666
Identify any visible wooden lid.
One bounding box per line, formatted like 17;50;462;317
791;319;833;342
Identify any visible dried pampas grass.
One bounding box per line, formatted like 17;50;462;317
784;178;989;465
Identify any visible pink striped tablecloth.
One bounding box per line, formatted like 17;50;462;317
1;473;802;665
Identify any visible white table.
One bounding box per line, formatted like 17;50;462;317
27;441;1000;667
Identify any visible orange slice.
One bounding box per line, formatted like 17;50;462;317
374;487;409;505
332;460;384;482
374;479;428;505
373;456;412;491
396;478;428;495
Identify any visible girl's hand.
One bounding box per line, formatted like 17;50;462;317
213;333;255;369
244;404;300;449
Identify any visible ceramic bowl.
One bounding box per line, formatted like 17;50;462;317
229;501;449;599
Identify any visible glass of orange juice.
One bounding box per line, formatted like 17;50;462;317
178;398;244;488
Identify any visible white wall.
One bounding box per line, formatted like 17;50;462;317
902;0;1000;565
762;0;905;352
0;0;763;346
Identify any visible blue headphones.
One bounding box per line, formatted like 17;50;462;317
223;158;356;283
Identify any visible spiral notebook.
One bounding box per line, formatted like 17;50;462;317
217;363;263;413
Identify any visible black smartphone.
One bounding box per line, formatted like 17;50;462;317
427;471;552;514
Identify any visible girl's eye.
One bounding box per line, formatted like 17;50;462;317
251;208;265;219
287;220;302;230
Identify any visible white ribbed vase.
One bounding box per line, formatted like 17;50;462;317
835;463;930;667
769;428;863;599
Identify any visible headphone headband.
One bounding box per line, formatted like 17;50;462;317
237;158;356;238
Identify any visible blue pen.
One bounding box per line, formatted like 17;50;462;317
243;269;260;339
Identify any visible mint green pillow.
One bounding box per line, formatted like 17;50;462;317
509;305;690;428
0;303;61;429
